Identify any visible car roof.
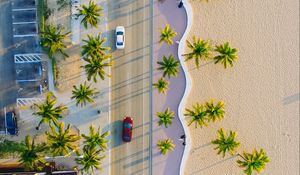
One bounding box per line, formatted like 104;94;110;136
6;113;15;127
123;117;133;122
117;35;123;42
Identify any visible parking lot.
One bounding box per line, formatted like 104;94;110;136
0;0;17;133
0;0;48;134
13;37;40;53
12;0;37;37
12;0;36;9
12;10;36;23
13;23;37;36
15;62;42;80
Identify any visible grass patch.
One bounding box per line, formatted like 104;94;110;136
0;138;24;159
37;0;45;33
52;59;58;87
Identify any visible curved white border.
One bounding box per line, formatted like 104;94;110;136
177;0;193;175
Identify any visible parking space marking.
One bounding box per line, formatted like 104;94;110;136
17;98;43;107
3;107;7;134
12;8;36;11
13;34;38;37
14;53;42;63
16;79;38;82
13;21;36;25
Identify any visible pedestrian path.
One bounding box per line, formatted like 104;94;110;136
152;1;187;175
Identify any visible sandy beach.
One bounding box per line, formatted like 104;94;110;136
184;0;299;174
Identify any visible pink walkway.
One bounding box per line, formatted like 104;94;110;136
152;0;187;175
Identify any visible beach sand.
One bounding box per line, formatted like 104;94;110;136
184;0;299;174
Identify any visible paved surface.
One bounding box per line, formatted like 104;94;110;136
0;0;17;131
107;0;152;174
152;1;187;175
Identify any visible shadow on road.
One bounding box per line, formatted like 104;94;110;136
109;120;123;148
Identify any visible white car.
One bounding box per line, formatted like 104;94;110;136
116;26;125;49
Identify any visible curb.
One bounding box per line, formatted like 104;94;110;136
177;0;193;175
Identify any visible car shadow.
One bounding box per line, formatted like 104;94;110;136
109;120;123;148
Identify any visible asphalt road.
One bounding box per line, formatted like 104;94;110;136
0;0;17;130
108;0;152;174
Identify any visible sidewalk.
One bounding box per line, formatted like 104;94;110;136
152;0;187;175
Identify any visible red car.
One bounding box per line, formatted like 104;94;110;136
122;117;133;142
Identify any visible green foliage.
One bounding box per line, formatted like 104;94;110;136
159;24;177;45
81;125;110;151
211;129;240;157
237;149;270;175
71;82;97;106
184;103;208;128
157;54;180;78
52;59;58;87
75;146;105;174
40;24;70;59
19;135;46;171
156;108;175;128
153;77;169;94
82;34;111;58
77;0;104;29
57;0;71;10
205;98;225;122
157;139;175;155
33;92;67;129
185;99;225;128
45;122;80;156
0;138;24;158
183;36;212;68
82;55;112;82
214;42;238;68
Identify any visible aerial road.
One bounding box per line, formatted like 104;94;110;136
107;0;152;175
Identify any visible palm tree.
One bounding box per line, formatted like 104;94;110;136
19;135;46;171
237;149;269;175
211;128;240;157
159;24;177;45
183;36;212;68
153;77;169;94
157;54;180;78
81;125;110;151
205;98;225;122
45;122;80;157
71;82;97;106
83;55;112;82
214;42;238;68
156;108;175;128
82;34;111;58
77;0;104;29
40;24;70;58
75;146;106;174
33;92;67;130
157;139;175;155
184;103;208;128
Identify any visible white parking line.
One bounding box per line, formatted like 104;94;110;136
12;8;36;11
3;107;7;134
13;34;38;37
16;79;38;82
13;21;36;25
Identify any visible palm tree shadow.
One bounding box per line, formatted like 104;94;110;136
190;155;236;175
191;142;211;153
282;92;300;105
187;60;215;72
